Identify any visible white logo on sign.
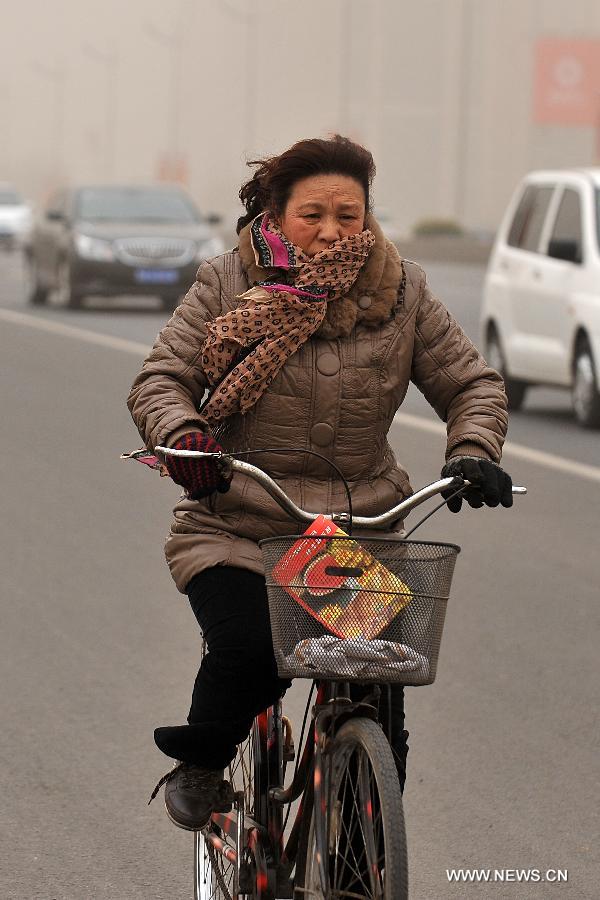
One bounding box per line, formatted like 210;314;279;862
553;56;584;89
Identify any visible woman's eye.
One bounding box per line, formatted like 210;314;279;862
303;214;319;221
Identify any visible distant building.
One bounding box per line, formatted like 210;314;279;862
4;0;600;238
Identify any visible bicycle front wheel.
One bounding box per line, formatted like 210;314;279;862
295;717;408;899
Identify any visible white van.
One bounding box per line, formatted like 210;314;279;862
481;169;600;428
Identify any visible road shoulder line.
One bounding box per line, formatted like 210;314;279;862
393;411;600;484
0;308;149;356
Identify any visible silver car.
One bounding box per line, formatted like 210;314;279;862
0;185;33;250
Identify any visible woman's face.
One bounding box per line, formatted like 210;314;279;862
278;173;366;256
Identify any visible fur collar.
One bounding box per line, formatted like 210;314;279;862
237;213;402;339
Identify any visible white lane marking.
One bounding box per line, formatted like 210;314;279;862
0;308;150;356
3;307;599;485
393;411;600;484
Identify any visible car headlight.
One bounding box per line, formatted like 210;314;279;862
195;236;225;263
74;233;116;262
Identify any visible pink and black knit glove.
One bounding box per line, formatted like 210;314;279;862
164;432;232;500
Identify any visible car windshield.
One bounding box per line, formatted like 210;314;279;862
76;187;200;223
0;190;22;205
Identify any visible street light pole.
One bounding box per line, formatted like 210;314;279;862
83;43;119;179
0;84;11;172
338;0;351;132
218;0;258;154
145;0;192;182
454;0;473;224
595;93;600;164
144;21;184;155
31;61;66;179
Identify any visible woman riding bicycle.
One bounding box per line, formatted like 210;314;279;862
127;134;513;832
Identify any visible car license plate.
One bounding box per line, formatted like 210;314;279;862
134;268;179;285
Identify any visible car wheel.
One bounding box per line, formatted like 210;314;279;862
572;338;600;429
486;327;528;411
25;255;49;306
56;259;84;310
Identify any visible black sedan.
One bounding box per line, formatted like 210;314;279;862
25;184;225;310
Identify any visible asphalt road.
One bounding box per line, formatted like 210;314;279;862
1;250;599;899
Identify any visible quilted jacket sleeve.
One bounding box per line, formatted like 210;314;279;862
409;266;508;462
127;260;223;451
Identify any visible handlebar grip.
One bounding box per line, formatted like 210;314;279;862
449;475;527;495
156;447;220;458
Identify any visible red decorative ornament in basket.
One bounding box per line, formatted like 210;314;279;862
271;516;412;641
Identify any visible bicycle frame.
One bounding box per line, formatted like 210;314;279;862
201;703;284;897
155;448;526;898
197;680;389;899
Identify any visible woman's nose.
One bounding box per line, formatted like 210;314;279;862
318;216;342;243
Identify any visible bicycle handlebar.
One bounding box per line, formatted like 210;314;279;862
154;447;526;530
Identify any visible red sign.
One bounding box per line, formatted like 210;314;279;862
271;515;411;640
533;39;600;125
157;153;189;185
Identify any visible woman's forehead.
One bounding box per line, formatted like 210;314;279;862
287;174;365;206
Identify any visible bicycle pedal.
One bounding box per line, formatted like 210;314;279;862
283;743;295;762
238;862;253;893
275;873;294;898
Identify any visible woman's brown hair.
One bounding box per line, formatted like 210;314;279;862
237;134;376;234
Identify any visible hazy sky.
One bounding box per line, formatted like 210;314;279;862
1;0;375;236
3;0;600;233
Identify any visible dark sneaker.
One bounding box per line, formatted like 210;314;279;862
148;762;234;831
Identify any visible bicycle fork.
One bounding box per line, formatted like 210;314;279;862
311;695;381;898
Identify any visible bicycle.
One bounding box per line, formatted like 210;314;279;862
150;445;526;900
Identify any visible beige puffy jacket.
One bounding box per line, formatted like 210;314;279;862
128;216;508;592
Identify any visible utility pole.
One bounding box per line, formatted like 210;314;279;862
454;0;473;224
145;2;190;183
31;61;66;180
83;43;119;179
0;84;11;172
338;0;352;132
218;0;259;154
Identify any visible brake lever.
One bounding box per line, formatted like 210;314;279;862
216;455;234;483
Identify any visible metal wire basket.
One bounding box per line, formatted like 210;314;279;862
260;535;460;685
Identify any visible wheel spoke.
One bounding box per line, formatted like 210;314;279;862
203;737;256;898
228;733;254;814
297;719;407;900
333;760;365;891
357;752;384;897
195;830;236;900
331;747;379;897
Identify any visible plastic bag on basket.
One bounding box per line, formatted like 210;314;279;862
285;635;429;679
271;515;412;640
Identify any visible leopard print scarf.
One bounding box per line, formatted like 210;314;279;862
200;213;375;426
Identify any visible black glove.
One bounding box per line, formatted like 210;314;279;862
441;456;513;513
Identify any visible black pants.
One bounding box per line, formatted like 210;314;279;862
154;567;290;769
154;566;409;789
